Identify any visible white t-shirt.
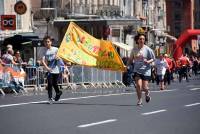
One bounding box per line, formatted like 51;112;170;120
43;46;59;74
155;58;168;75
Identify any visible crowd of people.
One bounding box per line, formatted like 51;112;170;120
1;34;200;106
0;39;70;100
125;33;200;106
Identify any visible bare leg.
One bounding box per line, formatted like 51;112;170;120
135;77;143;105
142;80;151;103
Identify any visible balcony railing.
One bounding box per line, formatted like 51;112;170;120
32;4;121;20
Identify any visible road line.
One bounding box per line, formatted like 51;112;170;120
152;89;178;93
185;103;200;107
141;109;167;116
0;101;47;108
0;93;132;108
0;88;178;108
189;88;200;91
78;119;117;128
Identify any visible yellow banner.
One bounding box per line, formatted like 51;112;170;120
57;22;126;71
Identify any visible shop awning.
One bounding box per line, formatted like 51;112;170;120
2;33;39;49
113;42;133;51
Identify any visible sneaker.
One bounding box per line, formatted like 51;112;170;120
48;98;54;104
137;99;143;106
54;91;62;101
145;91;151;103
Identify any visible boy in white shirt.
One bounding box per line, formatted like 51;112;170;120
42;36;63;104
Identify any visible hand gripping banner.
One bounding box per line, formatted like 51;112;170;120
57;22;126;71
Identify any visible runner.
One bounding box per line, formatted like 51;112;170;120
127;34;155;106
164;54;173;85
178;53;190;82
155;54;169;90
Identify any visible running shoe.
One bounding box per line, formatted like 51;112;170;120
137;99;143;106
48;98;54;104
145;91;151;103
54;91;62;101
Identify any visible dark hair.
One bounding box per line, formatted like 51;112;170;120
134;33;147;44
43;35;53;42
15;50;20;54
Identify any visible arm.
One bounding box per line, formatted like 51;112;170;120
144;48;155;64
127;50;134;66
42;57;51;72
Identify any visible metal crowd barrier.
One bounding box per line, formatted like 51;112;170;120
0;65;125;95
0;64;28;95
62;65;125;89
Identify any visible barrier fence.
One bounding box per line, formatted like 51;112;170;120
0;65;125;95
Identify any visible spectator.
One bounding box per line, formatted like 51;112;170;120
28;58;34;66
13;50;27;65
1;48;17;66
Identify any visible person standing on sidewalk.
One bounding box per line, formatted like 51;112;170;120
127;34;155;106
42;36;62;104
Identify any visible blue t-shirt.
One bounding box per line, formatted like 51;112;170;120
129;45;155;76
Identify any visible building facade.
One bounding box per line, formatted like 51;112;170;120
0;0;167;60
194;0;200;29
0;0;34;60
166;0;199;55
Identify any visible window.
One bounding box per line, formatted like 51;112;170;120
174;13;181;21
199;11;200;21
173;1;182;8
174;22;182;37
41;0;55;8
112;29;120;37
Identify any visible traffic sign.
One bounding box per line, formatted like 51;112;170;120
1;15;16;30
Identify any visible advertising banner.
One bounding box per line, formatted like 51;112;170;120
57;22;126;71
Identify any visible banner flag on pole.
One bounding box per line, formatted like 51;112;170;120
57;22;126;71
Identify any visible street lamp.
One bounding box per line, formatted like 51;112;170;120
40;6;57;36
45;16;50;36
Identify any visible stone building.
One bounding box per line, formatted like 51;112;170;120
0;0;168;60
166;0;199;55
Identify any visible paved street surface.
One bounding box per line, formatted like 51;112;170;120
0;76;200;134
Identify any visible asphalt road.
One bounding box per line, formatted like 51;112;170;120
0;77;200;134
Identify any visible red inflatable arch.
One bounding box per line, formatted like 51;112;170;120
173;29;200;60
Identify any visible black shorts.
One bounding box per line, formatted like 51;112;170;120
133;72;151;81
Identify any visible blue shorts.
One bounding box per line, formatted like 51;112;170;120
157;75;165;82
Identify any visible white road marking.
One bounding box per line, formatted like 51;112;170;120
78;119;117;128
0;88;178;108
189;88;200;91
141;109;167;116
152;89;178;93
185;103;200;107
0;93;132;108
0;101;47;108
